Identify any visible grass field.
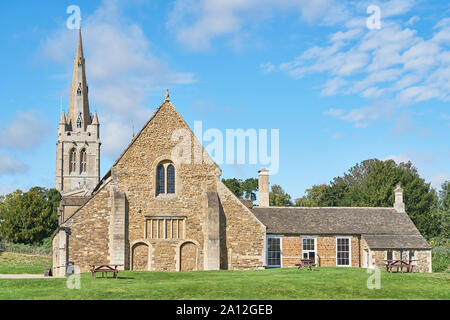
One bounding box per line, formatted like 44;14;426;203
0;252;52;274
0;252;449;300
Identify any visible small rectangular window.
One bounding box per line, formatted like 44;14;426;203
387;250;393;261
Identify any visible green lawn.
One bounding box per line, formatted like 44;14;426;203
0;251;449;300
0;252;52;274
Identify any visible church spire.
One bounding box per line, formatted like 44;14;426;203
67;27;91;130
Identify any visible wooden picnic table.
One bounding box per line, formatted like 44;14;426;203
384;259;416;273
295;259;316;271
90;264;123;279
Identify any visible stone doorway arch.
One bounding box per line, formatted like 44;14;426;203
179;241;199;271
131;241;151;271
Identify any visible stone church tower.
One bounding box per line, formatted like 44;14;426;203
55;29;100;221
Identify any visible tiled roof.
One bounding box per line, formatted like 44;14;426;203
362;234;430;249
251;207;421;236
61;196;91;206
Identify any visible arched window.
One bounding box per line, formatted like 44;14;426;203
156;162;176;196
167;165;175;194
70;149;77;173
156;165;165;195
76;114;82;129
80;149;87;173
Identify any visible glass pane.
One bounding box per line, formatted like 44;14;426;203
167;165;175;194
157;165;165;195
268;238;281;266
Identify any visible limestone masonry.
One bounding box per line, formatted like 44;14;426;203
52;29;432;276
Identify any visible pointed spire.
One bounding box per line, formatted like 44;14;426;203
67;27;91;130
164;89;170;102
76;27;84;60
92;111;99;125
59;110;66;125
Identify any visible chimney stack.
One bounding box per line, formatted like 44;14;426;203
394;184;405;212
258;168;269;207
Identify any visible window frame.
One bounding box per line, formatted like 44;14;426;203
156;164;165;195
69;148;77;174
386;250;393;261
80;149;87;173
335;236;352;267
301;235;317;264
266;235;283;268
166;164;175;194
155;160;176;197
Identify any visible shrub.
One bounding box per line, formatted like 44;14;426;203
432;246;450;273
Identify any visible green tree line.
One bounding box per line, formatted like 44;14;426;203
223;159;449;242
0;187;60;245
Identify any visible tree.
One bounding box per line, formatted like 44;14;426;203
439;181;450;210
434;180;450;241
242;178;258;201
295;184;328;207
0;187;60;244
270;184;293;207
222;178;243;198
311;159;438;238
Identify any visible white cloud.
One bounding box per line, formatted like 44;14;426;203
166;0;349;51
42;0;196;158
0;153;27;176
325;101;397;128
264;5;450;123
0;111;49;150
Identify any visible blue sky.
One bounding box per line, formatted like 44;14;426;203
0;0;449;199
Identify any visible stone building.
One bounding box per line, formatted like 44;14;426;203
52;30;431;276
55;29;100;224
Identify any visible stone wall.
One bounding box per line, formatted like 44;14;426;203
217;181;266;270
58;182;112;273
371;248;431;272
279;235;361;268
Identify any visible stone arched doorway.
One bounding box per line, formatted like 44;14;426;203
132;242;150;271
180;242;198;271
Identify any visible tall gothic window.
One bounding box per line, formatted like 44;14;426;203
80;149;87;173
156;165;165;195
70;149;77;173
167;165;175;194
156;162;175;196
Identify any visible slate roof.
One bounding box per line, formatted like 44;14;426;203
60;196;91;207
363;234;430;249
251;206;430;249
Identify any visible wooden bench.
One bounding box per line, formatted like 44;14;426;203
385;260;415;273
90;264;123;279
295;259;316;271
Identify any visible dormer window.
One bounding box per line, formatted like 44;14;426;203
77;83;82;96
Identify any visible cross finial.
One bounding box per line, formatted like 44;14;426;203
165;89;170;102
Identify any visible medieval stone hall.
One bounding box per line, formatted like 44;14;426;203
52;30;432;276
